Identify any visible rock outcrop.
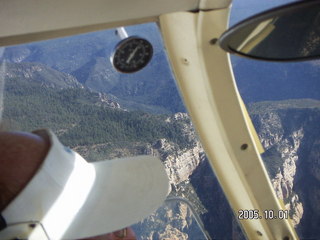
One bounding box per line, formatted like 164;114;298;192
154;138;204;185
250;101;320;238
77;102;320;239
252;110;304;226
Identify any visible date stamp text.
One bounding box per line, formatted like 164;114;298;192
238;209;289;220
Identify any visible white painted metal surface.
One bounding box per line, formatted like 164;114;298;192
0;0;200;46
0;0;233;46
116;27;129;40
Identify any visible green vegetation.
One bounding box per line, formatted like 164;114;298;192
248;99;320;115
3;78;191;152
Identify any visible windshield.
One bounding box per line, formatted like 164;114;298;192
0;23;246;239
231;0;320;239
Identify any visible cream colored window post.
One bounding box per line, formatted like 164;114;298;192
160;9;298;240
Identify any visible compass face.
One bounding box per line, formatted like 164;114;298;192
112;37;153;73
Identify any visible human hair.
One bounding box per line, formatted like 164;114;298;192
0;182;19;212
0;130;50;212
0;123;18;212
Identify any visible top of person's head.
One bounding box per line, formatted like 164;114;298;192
0;130;50;211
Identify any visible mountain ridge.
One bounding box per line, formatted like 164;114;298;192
1;24;185;114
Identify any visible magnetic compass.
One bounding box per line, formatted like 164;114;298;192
111;36;153;73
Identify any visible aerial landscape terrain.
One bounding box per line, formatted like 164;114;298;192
1;22;320;239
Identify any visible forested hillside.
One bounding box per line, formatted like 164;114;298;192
2;72;192;161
